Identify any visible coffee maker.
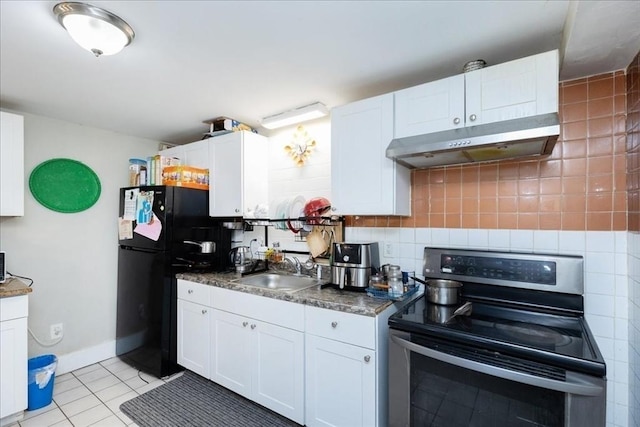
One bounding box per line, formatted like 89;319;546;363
328;242;379;291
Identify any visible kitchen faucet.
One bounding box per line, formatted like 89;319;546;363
283;256;303;276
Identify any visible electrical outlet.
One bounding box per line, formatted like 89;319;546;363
383;242;394;257
50;323;63;340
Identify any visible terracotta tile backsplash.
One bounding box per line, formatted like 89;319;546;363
627;49;640;232
348;67;635;231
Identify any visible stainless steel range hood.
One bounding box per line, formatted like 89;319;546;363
386;113;560;169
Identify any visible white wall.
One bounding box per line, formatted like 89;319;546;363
241;117;332;253
0;111;161;373
628;231;640;427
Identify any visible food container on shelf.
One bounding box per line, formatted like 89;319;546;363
162;166;209;190
129;158;147;186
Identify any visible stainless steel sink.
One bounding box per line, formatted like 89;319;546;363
234;273;320;292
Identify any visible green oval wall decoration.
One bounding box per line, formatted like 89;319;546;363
29;158;101;213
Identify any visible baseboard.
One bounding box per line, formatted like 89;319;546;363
55;340;116;375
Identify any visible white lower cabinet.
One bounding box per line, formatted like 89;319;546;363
304;306;381;427
210;308;304;423
0;295;28;425
209;286;305;424
305;334;376;427
210;310;252;395
178;280;397;427
177;299;210;379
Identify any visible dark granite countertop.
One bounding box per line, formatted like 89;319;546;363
176;271;422;317
0;278;33;298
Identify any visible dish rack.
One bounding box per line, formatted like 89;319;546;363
366;286;419;301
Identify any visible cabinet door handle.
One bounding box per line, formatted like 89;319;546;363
469;114;477;122
201;309;207;315
188;289;193;294
234;208;240;213
364;355;371;363
243;321;248;327
453;117;460;125
251;324;256;330
331;321;338;328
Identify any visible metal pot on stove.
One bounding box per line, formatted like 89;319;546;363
184;240;216;254
426;279;462;305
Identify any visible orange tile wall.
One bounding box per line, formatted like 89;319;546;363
628;50;640;232
347;71;629;231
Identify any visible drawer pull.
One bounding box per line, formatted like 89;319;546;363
331;321;338;328
251;324;256;330
188;289;193;294
453;117;460;125
469;114;477;122
243;321;248;327
364;355;371;363
201;309;207;315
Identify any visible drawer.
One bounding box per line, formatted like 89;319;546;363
0;294;28;321
177;280;211;306
211;287;304;331
305;306;375;349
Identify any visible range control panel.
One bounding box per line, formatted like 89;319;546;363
439;254;556;285
423;248;584;295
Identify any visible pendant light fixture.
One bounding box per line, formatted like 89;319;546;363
53;2;135;57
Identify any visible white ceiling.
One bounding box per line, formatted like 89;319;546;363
1;1;639;145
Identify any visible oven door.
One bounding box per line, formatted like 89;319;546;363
388;329;606;427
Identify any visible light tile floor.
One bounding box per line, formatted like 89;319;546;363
8;357;183;427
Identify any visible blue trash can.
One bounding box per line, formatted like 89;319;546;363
27;354;57;411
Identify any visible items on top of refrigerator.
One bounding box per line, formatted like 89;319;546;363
162;166;209;190
129;158;147;186
148;155;180;185
129;155;180;186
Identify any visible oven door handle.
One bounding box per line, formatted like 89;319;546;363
390;333;604;397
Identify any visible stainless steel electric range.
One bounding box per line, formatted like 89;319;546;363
388;247;606;427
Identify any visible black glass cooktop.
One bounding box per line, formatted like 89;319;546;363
389;295;606;377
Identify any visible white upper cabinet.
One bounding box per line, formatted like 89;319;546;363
159;139;210;169
209;131;269;217
331;94;411;216
465;49;559;125
394;50;559;138
0;111;24;216
394;74;465;137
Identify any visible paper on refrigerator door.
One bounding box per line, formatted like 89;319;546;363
136;191;155;224
123;189;139;220
134;212;162;241
118;217;133;239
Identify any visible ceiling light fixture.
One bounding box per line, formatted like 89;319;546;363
260;102;329;130
53;2;135;57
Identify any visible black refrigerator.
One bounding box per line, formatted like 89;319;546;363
116;185;231;378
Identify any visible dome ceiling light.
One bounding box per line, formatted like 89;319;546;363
53;2;135;57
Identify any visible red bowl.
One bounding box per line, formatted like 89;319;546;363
304;197;331;224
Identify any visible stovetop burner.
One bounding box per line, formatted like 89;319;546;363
494;322;572;347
